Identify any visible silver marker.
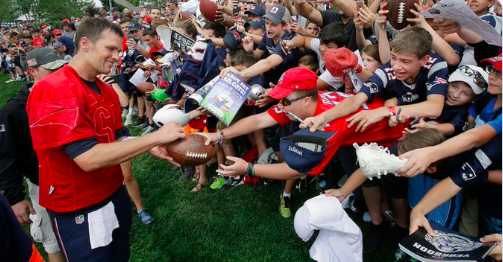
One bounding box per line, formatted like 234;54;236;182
287;112;305;124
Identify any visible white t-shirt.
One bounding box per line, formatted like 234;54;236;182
294;195;363;262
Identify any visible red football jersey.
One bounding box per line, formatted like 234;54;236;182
32;37;44;48
27;65;124;213
149;44;164;62
267;91;407;175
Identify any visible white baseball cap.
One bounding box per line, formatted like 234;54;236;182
448;65;488;95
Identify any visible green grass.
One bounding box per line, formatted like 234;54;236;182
0;73;24;109
0;72;396;261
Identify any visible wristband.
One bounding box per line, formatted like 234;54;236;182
249;163;255;178
218;130;225;144
387;106;396;117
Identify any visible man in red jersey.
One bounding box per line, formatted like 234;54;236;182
200;67;408;179
26;18;184;262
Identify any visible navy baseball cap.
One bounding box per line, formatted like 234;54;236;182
280;129;337;174
263;5;291;24
223;30;244;51
246;18;265;29
128;21;141;31
245;5;265;16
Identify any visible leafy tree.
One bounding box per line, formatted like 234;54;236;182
0;0;19;21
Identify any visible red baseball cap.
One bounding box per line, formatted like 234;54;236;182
324;47;358;77
481;54;502;72
52;29;62;35
61;19;70;23
144;15;152;24
268;67;318;99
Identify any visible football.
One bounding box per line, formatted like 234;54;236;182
166;134;216;166
153;104;190;127
200;0;219;22
385;0;417;30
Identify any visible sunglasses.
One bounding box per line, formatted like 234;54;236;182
279;95;309;106
485;64;502;79
458;65;488;89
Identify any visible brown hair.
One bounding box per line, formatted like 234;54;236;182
74;17;124;53
362;45;380;63
299;55;319;73
152;18;169;30
293;89;318;101
230;49;257;68
177;20;197;40
389;27;432;59
398;129;446;167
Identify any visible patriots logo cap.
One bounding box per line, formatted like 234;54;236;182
263;5;291;24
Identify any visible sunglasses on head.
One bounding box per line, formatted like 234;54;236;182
279;94;309;106
458;65;488;89
485;64;502;79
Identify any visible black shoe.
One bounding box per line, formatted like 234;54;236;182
179;166;195;181
296;177;308;194
365;221;391;252
384;225;408;248
133;117;146;127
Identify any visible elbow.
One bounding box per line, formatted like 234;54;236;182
74;155;102;173
445;56;460;67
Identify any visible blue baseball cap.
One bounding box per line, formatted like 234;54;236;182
263;5;291;24
246;18;265;29
245;5;265;16
280;129;337;174
223;30;244;51
128;21;141;31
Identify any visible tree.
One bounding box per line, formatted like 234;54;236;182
0;0;19;21
32;0;95;22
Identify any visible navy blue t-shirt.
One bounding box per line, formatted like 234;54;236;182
427;103;470;137
360;53;448;104
257;31;300;84
450;135;502;219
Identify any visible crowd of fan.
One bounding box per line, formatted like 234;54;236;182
0;0;502;261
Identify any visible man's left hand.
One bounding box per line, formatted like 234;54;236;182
347;107;388;132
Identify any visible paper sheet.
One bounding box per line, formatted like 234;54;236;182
421;0;501;46
129;68;149;86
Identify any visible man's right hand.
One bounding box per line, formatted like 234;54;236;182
154;121;186;144
12;200;35;225
300;113;329;132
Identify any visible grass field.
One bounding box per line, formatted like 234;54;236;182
0;72;396;261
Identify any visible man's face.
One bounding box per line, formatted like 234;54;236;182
248;27;264;36
30;66;58;83
85;29;122;75
305;23;319;36
62;24;70;32
468;0;493;15
167;3;177;11
487;66;502;95
280;92;312;120
143;34;159;47
446;81;475;106
319;42;339;61
390;51;427;83
120;22;130;34
265;20;284;39
151;8;161;19
131;29;142;40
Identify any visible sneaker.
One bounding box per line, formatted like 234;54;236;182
137;121;149;129
384;225;408;248
383;210;397;224
353;142;407;180
5;79;15;83
138;209;154;225
133;117;146;127
142;125;156;136
366;221;391;252
122;109;128;118
132;106;139;116
350;197;367;214
223;176;244;189
296;176;308;194
179;166;195;181
210;176;226;189
279;195;292;218
124;114;133;126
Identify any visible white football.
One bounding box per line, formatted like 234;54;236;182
153;104;190;127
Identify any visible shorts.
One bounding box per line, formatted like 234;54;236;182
120;71;144;97
26;180;60;254
48;186;132;262
408;174;461;229
362;173;408;199
264;125;281;152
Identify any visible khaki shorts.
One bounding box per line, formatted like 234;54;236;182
27;179;61;254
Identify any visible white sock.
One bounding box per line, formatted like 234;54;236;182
127;107;133;115
282;191;291;198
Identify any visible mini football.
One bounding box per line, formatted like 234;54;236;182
385;0;417;30
153;104;190;127
200;0;219;22
166;134;216;166
151;89;169;101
